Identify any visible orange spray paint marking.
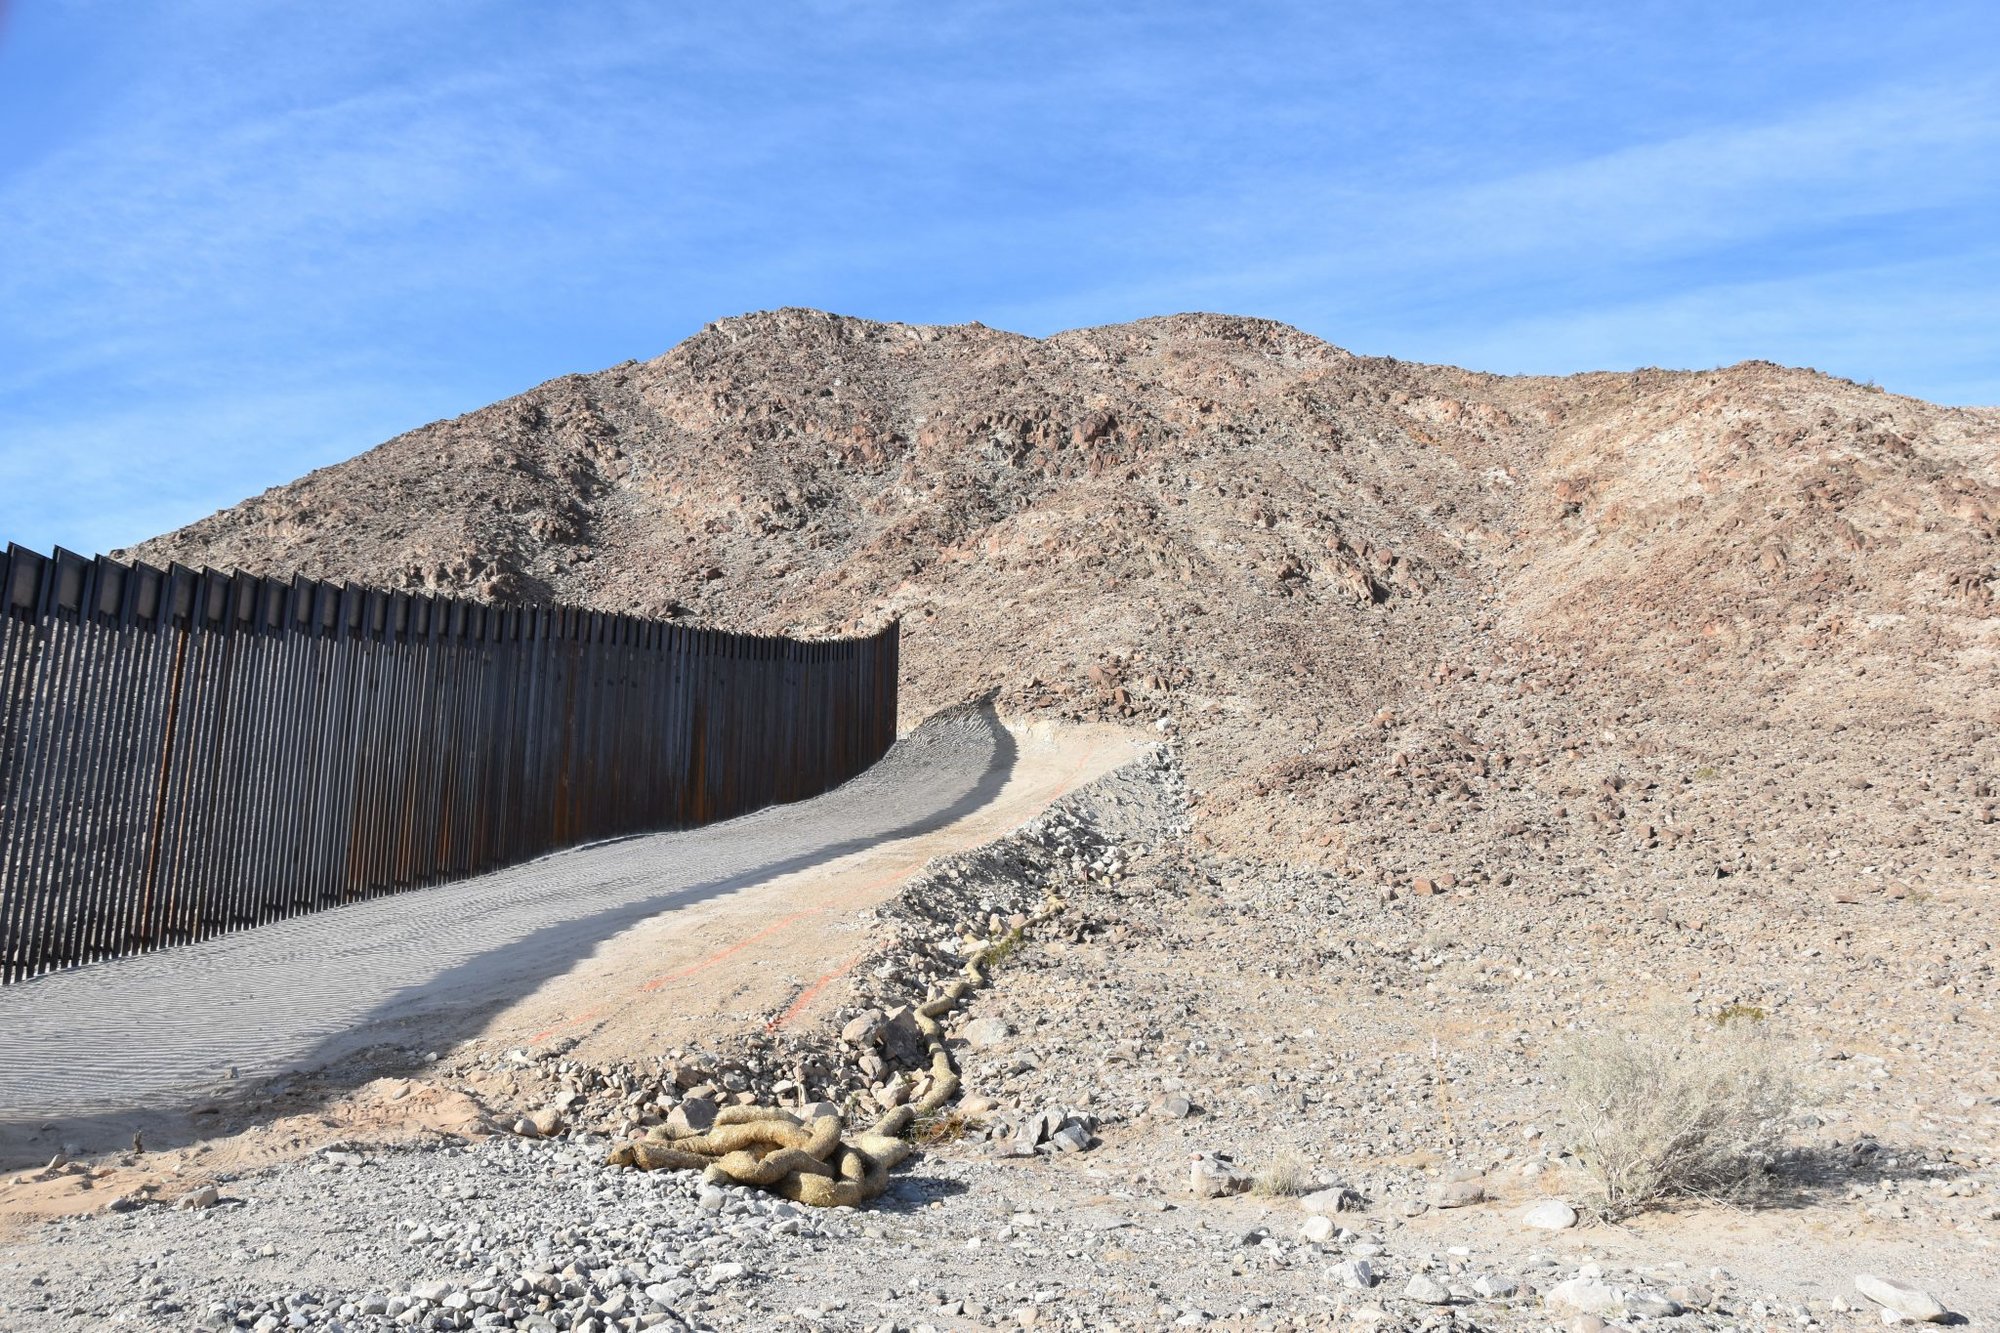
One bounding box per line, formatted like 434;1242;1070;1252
766;949;869;1032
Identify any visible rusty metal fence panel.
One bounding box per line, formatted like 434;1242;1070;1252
0;543;899;983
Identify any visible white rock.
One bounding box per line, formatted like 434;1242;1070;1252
962;1016;1012;1049
178;1185;221;1210
1331;1259;1376;1290
1299;1185;1360;1215
1520;1199;1579;1230
1404;1275;1453;1305
840;1009;885;1045
1299;1215;1335;1244
1472;1274;1519;1299
1854;1275;1949;1323
665;1097;719;1137
1622;1288;1679;1318
1189;1153;1252;1198
1545;1278;1626;1317
1050;1124;1092;1153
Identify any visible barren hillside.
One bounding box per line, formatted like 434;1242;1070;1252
127;310;2000;898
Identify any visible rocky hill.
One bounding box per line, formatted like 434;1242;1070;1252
126;309;2000;898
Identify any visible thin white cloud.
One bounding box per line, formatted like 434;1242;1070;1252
1422;77;1999;263
1003;73;2000;303
1419;251;2000;407
0;380;442;556
966;73;2000;405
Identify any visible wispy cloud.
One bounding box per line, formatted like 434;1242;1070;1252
0;378;444;555
1406;76;1999;269
1427;249;2000;405
976;74;2000;396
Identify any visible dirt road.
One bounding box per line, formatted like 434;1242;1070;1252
0;705;1139;1168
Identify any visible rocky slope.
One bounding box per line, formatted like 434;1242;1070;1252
125;309;2000;901
3;755;1994;1330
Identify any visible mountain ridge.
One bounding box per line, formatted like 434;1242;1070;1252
126;308;1999;892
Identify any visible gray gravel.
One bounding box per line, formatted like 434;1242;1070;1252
0;1130;859;1331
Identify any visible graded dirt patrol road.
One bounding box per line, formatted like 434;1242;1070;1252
0;705;1139;1171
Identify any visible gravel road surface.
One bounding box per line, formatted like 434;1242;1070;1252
0;705;1011;1144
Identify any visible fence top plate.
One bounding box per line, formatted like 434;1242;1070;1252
0;541;896;652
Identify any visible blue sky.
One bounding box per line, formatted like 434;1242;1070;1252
2;2;1996;555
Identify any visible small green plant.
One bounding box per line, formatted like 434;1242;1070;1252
1693;765;1719;781
981;929;1024;970
1713;1003;1767;1026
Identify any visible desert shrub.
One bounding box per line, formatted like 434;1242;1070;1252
909;1110;971;1146
1251;1149;1314;1198
1556;1012;1800;1219
981;929;1024;971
